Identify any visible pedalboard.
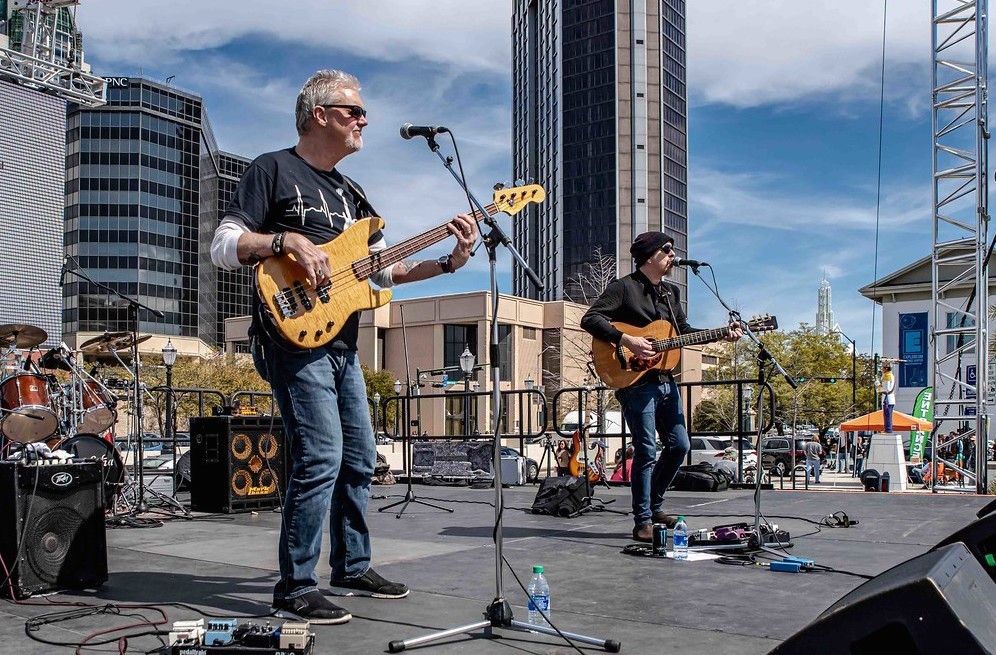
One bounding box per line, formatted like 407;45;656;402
170;618;314;655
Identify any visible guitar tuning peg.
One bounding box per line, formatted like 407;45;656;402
493;181;505;190
514;178;525;186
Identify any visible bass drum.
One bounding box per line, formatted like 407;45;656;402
62;433;125;506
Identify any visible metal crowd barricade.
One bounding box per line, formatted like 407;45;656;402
553;378;775;485
378;387;547;482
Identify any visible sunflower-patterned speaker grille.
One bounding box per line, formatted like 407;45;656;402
229;431;282;498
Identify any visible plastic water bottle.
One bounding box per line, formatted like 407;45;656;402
526;564;550;628
673;516;688;560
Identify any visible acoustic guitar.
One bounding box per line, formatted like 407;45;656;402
591;315;778;389
256;184;545;348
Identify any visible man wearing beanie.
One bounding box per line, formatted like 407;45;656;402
580;231;741;542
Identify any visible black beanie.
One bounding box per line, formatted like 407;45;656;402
630;231;674;267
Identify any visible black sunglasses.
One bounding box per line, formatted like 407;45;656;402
660;243;673;255
321;104;367;119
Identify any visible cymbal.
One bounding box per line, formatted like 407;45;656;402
80;332;152;353
38;347;74;371
0;323;48;348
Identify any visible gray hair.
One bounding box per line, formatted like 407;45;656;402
295;69;361;135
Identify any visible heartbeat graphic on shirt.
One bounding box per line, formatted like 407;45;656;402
291;185;354;228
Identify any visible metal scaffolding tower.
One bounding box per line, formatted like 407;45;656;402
930;0;989;494
0;0;104;105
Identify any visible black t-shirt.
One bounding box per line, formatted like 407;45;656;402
226;147;382;350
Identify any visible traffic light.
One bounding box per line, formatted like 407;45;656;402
797;376;808;382
823;377;837;384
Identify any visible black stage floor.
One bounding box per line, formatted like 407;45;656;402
1;484;991;655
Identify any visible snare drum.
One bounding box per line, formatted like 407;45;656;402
79;379;117;434
0;373;58;443
63;433;125;504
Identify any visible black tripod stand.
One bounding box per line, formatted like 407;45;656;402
387;130;618;653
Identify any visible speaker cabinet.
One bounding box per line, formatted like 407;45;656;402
934;511;996;584
189;416;288;514
771;542;996;655
0;461;107;598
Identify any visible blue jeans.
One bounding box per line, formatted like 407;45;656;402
616;379;690;527
806;457;821;483
253;332;376;600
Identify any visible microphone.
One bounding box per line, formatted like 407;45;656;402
400;123;449;140
673;256;708;268
59;255;69;285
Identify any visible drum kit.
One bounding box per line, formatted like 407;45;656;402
0;322;153;510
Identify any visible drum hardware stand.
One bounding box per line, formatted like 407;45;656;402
378;305;454;518
62;256;187;518
387;133;619;653
689;264;797;556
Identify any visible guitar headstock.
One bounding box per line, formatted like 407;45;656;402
746;314;778;333
493;184;546;216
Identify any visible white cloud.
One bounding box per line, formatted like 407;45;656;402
77;0;511;74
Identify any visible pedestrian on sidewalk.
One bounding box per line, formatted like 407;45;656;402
852;440;866;477
835;440;848;472
805;435;823;484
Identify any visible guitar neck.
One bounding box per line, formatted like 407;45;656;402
652;326;729;352
352;203;496;280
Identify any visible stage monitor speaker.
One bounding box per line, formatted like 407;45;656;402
411;441;494;479
189;416;288;514
933;511;996;584
977;496;996;518
770;542;996;655
0;461;107;598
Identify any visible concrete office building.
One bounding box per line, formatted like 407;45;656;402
64;77;250;354
511;0;689;307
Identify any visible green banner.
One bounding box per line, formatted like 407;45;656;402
909;387;933;461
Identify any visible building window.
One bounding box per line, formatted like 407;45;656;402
945;312;975;355
444;324;478;369
498;324;513;382
523;327;537;340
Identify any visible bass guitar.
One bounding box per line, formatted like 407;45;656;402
591;315;778;389
256;184;545;348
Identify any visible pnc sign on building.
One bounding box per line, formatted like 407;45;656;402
105;77;130;88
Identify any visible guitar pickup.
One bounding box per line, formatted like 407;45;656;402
275;288;297;318
316;285;330;304
293;282;313;310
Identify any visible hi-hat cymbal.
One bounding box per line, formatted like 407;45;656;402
0;323;48;348
80;332;153;353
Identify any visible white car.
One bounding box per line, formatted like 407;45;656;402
689;436;757;468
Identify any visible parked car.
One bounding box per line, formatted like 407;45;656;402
500;446;540;482
689;436;757;468
759;437;809;475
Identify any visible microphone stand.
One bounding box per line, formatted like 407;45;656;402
63;256;168;516
688;264;797;554
388;136;619;653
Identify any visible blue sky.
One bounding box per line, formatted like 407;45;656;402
75;1;962;355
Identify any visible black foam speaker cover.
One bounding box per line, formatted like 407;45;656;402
771;542;996;655
411;441;494;478
0;461;107;598
933;511;996;584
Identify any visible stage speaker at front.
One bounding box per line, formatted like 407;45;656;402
0;461;107;598
933;511;996;584
189;416;288;513
771;542;995;655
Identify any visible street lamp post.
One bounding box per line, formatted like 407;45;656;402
162;339;177;492
460;345;475;438
834;329;858;411
393;379;402;439
524;375;534;437
372;391;381;436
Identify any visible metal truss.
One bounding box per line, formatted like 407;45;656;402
930;0;989;494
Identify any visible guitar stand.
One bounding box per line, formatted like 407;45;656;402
572;429;627;517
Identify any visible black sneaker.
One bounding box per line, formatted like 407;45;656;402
330;568;409;599
272;590;352;624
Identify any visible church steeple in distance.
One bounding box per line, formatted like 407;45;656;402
816;272;835;335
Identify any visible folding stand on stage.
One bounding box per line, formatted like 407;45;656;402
387;128;619;653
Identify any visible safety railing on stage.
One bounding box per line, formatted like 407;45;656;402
552;379;775;485
377;387;547;481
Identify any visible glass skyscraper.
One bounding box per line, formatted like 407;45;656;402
64;77;250;351
512;0;688;307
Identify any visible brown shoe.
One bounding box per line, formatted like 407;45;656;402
632;524;653;542
651;512;678;528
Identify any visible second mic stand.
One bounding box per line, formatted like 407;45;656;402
387;134;618;653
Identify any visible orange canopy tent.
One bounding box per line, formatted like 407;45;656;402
839;409;930;433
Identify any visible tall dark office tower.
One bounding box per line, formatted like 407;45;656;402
512;0;688;307
64;77;250;352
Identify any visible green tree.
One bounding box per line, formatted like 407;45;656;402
362;365;399;434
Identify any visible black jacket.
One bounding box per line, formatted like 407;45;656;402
580;271;699;345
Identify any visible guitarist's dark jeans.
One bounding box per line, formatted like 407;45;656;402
616;379;690;527
252;332;376;601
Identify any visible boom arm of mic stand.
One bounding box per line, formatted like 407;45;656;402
63;256;165;319
422;140;544;292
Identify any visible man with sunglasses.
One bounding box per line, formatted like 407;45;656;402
211;69;477;624
580;231;741;543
